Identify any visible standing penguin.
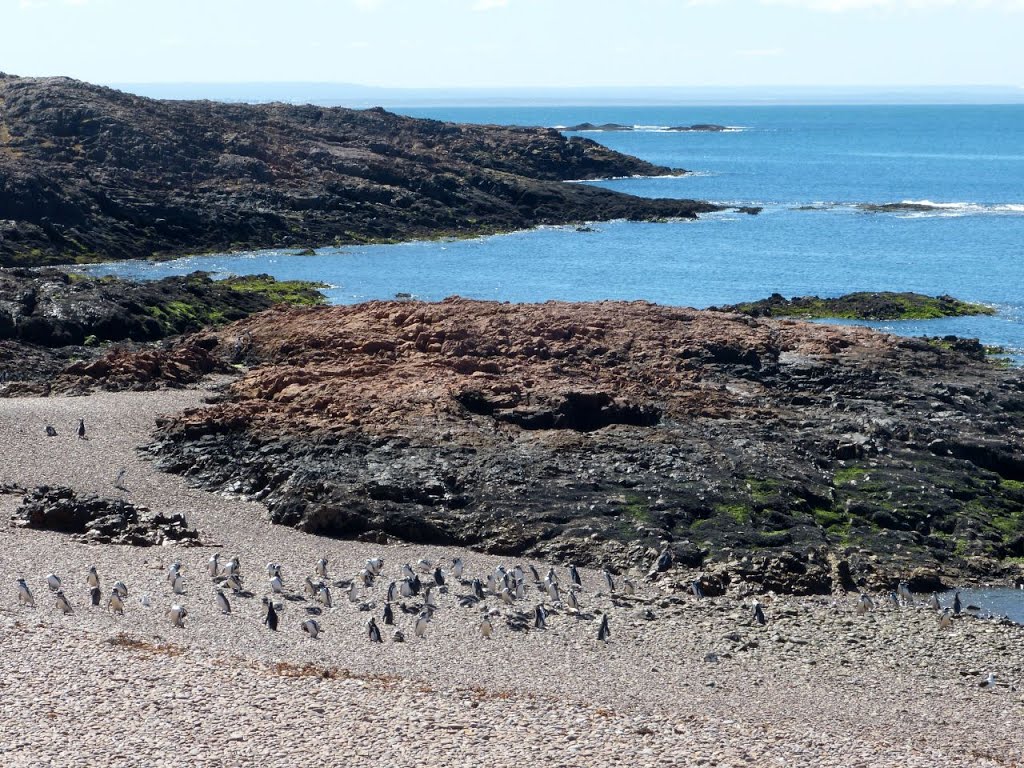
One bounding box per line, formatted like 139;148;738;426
479;616;493;639
569;564;582;587
622;578;636;596
534;604;547;630
208;554;221;579
565;589;580;614
938;608;953;630
317;585;333;608
433;567;445;587
953;592;962;616
928;592;941;611
215;589;231;615
383;602;394;626
452;558;464;581
46;574;62;592
112;580;128;599
86;566;100;590
166;604;187;628
264;599;278;631
89;586;101;607
172;573;186;595
269;574;284;595
602;570;616;593
414;613;429;639
753;601;766;626
16;578;35;607
55;590;73;615
108;590;125;615
315;558;329;579
597;613;610;642
367;617;382;643
77;419;86;439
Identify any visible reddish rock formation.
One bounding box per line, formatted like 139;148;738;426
148;299;1024;591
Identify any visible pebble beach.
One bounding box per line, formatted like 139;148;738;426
1;385;1022;768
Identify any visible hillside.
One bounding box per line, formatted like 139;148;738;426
0;74;721;266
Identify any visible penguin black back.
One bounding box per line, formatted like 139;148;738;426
265;600;278;631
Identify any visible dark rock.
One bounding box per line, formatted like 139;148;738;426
0;74;722;267
11;485;200;545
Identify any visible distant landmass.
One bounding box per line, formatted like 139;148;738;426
108;82;1024;107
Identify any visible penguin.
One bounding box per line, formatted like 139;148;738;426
166;604;187;628
400;579;415;599
928;592;941;611
953;592;962;616
315;558;329;579
317;585;333;609
401;563;415;580
359;569;374;588
301;619;321;639
980;672;997;689
90;586;101;607
654;547;673;573
224;557;240;578
690;580;705;599
897;581;913;606
425;587;438;610
366;558;384;577
534;604;547;629
512;565;524;583
86;566;100;590
45;425;58;437
208;554;221;579
528;565;541;583
938;608;953;630
622;578;636;596
753;601;766;626
140;594;151;607
479;616;493;639
602;570;616;593
347;581;360;603
304;577;318;598
112;467;127;491
472;578;485;601
856;593;873;615
546;567;559;586
265;563;282;579
392;630;405;643
46;574;62;592
172;574;186;595
269;575;284;594
486;573;498;595
414;613;429;638
515;581;526;600
569;564;582;587
54;590;72;615
410;574;422;596
566;589;580;613
416;558;433;574
216;589;231;615
364;617;381;643
224;574;243;594
108;590;125;615
77;418;86;439
166;562;182;586
112;580;128;599
433;567;445;587
16;578;35;607
452;557;464;581
387;581;399;603
264;600;278;631
597;613;610;642
383;602;394;625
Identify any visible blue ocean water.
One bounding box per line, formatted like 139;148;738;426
84;105;1024;358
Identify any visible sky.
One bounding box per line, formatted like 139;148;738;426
1;0;1022;89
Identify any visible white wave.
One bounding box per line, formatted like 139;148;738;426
564;173;687;183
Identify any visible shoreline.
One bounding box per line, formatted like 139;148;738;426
0;384;1022;766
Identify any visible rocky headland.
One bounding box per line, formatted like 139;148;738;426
0;74;725;267
142;298;1024;594
714;291;995;321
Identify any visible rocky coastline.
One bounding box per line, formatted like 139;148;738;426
713;291;995;321
0;74;726;268
137;298;1024;594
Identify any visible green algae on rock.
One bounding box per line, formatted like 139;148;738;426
714;292;994;321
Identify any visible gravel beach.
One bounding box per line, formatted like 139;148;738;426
1;384;1022;767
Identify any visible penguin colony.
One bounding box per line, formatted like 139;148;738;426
11;557;989;655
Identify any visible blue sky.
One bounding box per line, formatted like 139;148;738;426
2;0;1022;88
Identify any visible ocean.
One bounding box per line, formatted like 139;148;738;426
84;104;1024;360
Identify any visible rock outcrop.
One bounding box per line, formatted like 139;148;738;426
12;485;199;546
713;292;995;321
0;74;723;267
144;299;1024;590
